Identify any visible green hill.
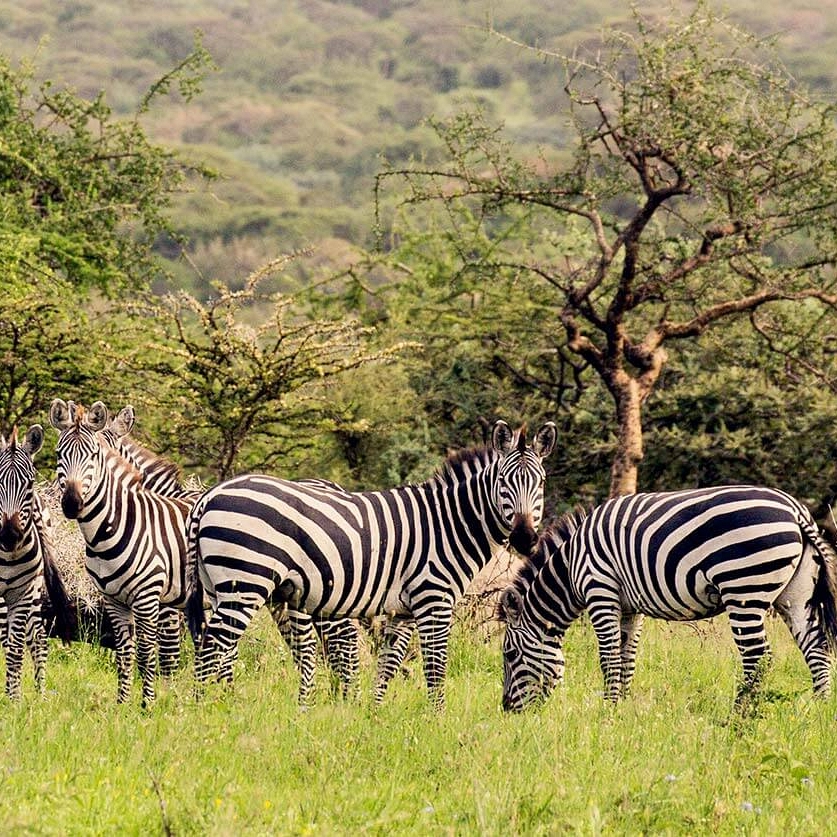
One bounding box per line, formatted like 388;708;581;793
2;0;835;291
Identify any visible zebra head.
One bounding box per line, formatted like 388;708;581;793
0;425;44;552
49;399;109;520
499;586;565;712
97;404;135;450
491;420;557;555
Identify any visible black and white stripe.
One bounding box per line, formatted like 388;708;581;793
0;426;74;698
500;486;837;710
187;420;556;707
49;399;198;706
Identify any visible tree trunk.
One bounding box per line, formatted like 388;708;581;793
608;373;644;498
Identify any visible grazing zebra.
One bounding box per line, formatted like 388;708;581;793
499;486;837;711
187;419;557;707
0;425;75;698
49;399;199;706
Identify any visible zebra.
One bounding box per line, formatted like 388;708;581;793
499;486;837;711
0;425;75;698
49;398;199;706
186;419;557;707
100;402;363;700
97;402;211;673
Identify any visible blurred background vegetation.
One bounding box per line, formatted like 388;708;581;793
3;0;837;519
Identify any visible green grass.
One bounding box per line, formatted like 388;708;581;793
0;611;835;835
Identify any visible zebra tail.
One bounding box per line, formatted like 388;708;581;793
185;579;205;644
42;549;78;645
806;523;837;655
184;493;208;644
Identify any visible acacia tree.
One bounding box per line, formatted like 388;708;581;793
0;41;215;433
136;255;409;481
376;3;837;496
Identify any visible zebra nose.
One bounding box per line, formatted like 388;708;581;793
508;513;538;556
61;482;84;519
0;514;22;551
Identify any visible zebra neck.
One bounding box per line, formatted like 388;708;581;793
425;460;509;550
76;456;137;530
526;542;584;632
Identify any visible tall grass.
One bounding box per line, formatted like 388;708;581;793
0;610;834;835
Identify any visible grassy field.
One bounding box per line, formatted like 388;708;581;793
0;609;834;835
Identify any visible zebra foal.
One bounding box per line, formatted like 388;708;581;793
500;486;837;711
0;425;74;698
187;419;557;708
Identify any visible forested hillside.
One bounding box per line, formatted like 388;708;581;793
4;1;837;512
2;0;836;291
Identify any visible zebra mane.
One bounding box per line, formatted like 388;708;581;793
125;438;184;485
101;433;184;490
432;444;497;488
509;505;589;592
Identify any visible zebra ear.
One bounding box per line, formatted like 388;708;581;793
22;425;44;457
49;399;73;430
86;401;108;432
532;422;557;459
500;587;524;627
109;406;135;439
492;420;514;454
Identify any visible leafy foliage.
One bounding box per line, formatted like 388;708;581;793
0;39;215;295
134;254;411;480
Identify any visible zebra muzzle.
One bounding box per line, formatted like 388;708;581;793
0;514;23;551
501;691;524;713
508;513;538;556
61;483;84;519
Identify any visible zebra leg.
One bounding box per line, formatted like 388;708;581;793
414;604;454;710
774;547;832;696
0;597;8;650
267;606;314;699
4;599;30;700
588;604;624;701
216;643;240;683
373;617;415;705
103;600;136;704
25;603;47;694
317;618;360;700
195;598;260;688
134;602;161;708
619;612;644;697
727;603;772;706
157;606;182;677
285;611;318;706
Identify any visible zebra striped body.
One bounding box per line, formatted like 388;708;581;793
500;486;837;711
188;420;556;707
50;399;198;706
0;426;73;698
